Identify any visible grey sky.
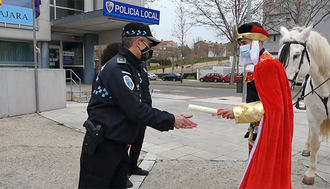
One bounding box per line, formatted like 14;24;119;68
147;0;227;46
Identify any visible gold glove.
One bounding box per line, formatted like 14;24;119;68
233;101;264;123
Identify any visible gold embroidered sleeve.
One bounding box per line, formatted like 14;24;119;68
233;101;264;124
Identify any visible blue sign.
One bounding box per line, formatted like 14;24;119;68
103;0;160;25
63;51;75;65
0;4;33;26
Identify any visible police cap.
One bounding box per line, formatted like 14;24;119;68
122;22;160;46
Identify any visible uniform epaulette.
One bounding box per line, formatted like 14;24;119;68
117;57;127;64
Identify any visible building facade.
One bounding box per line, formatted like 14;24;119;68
193;41;227;58
152;40;180;61
0;0;152;84
263;0;330;55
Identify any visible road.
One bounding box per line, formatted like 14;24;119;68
150;84;241;98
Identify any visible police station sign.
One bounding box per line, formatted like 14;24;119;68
0;0;33;26
103;0;160;25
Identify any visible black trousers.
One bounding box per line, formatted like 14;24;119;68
128;125;146;170
79;135;129;189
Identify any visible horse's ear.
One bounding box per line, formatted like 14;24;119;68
280;26;289;37
299;26;312;42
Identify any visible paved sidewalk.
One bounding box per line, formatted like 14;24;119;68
39;92;330;187
0;114;83;188
1;91;329;188
141;160;329;189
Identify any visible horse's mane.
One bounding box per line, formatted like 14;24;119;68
280;26;330;75
307;30;330;75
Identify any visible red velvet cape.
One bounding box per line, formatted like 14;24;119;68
239;58;294;189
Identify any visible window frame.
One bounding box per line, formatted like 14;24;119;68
49;0;84;20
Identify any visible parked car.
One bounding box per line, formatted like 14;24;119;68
200;73;222;82
222;73;242;83
148;73;158;80
162;73;182;81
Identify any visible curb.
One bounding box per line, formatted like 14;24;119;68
129;153;157;189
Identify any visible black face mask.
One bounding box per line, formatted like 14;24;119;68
139;42;153;61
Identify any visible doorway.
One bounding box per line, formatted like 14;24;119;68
49;46;60;68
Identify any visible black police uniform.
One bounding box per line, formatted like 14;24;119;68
79;48;174;188
128;62;151;172
139;63;152;106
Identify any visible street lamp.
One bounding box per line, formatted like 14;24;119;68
181;57;184;83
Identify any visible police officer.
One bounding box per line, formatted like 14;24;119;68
128;62;151;173
95;43;150;188
78;22;197;189
125;61;151;188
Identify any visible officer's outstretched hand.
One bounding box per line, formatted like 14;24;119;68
174;114;197;129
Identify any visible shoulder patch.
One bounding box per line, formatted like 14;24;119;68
117;57;127;64
123;75;134;90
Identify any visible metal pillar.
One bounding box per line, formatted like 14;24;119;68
33;0;40;113
242;0;252;102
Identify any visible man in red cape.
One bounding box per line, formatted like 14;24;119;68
219;22;294;189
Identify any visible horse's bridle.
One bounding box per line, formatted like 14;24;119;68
278;41;311;109
279;41;330;113
279;41;311;87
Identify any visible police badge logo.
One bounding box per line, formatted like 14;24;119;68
106;1;114;13
123;75;134;90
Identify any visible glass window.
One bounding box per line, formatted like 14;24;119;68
56;0;84;10
50;6;55;20
0;41;33;65
49;0;54;5
56;8;80;19
49;49;60;68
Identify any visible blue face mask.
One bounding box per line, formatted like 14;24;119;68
240;44;251;57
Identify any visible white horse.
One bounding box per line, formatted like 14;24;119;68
279;26;330;185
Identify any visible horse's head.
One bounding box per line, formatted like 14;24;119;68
279;26;312;85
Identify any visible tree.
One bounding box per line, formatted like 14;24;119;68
183;0;264;84
172;1;193;58
263;0;330;33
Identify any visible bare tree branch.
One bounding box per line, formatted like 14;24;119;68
264;0;330;30
178;0;264;83
172;1;193;58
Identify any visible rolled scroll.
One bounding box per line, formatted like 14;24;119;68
188;104;223;114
